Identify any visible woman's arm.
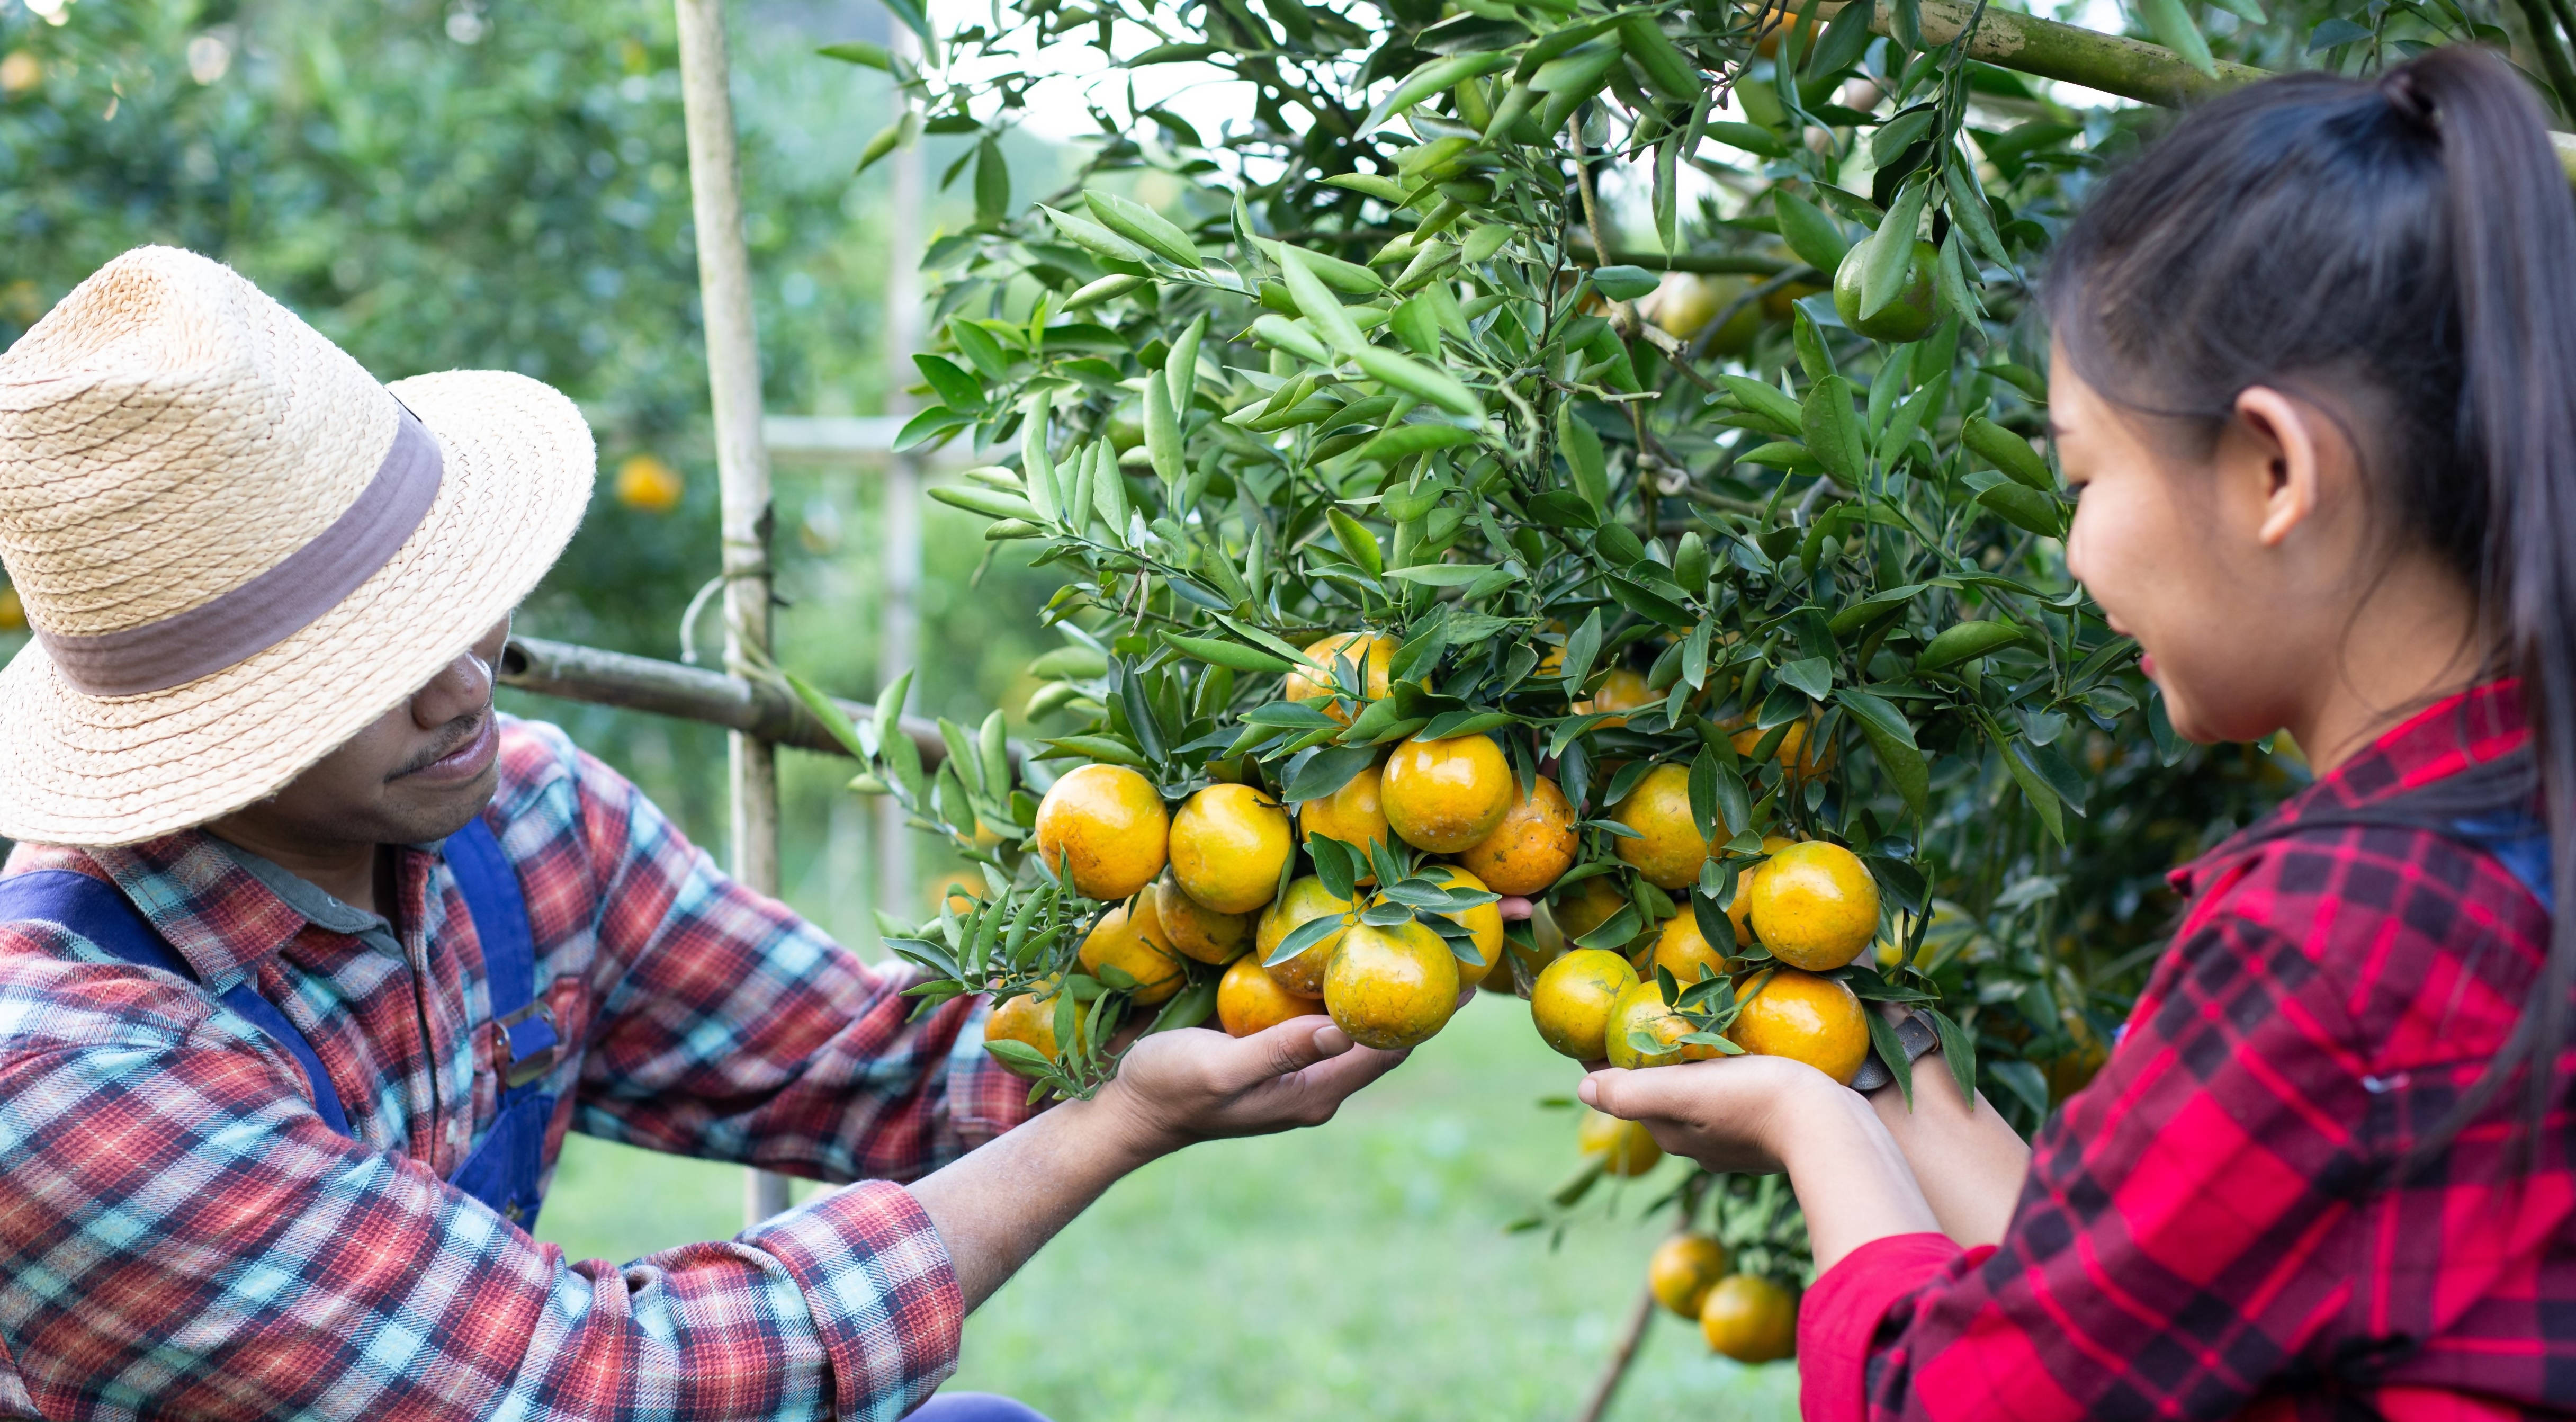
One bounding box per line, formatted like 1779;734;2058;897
1867;1052;2032;1246
1579;1055;1941;1271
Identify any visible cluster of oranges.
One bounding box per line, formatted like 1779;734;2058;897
1647;1231;1799;1364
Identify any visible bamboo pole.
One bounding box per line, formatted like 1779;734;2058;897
671;0;793;1231
877;29;927;936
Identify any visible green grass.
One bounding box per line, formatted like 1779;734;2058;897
537;998;1800;1422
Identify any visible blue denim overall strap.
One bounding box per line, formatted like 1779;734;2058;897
0;820;560;1223
439;817;560;1226
0;869;355;1135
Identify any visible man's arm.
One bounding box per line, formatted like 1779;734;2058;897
908;1017;1401;1309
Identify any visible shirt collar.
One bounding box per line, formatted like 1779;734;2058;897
81;830;422;993
2172;680;2528;896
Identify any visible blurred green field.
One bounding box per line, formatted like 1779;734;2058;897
537;996;1799;1422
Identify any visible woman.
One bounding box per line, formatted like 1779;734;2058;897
1582;45;2576;1419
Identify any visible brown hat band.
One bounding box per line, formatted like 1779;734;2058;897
34;403;445;698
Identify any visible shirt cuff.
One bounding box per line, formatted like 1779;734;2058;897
944;996;1049;1148
743;1179;963;1422
1799;1232;1969;1422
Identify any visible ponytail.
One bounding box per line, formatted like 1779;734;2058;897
2043;46;2576;1158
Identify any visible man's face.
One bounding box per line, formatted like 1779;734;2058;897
217;617;514;851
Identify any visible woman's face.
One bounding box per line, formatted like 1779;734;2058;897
2053;352;2319;747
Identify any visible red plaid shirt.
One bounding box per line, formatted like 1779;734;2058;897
1802;683;2576;1421
0;716;1038;1422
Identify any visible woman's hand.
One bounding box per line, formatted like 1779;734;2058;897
1098;1017;1407;1159
1579;1054;1846;1173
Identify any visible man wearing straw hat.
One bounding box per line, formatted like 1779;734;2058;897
0;247;1403;1421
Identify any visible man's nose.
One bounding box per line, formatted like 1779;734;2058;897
411;646;494;729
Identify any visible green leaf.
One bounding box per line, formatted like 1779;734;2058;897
1807;0;1877;75
1800;375;1867;484
1163;632;1295;675
1859;177;1929;322
1927;1007;1978;1104
1266;911;1349;967
1286;744;1382;801
1040;204;1150;265
1837;688;1928;819
1084;189;1204;269
1916;620;2029;673
1591;265;1661;302
1718;374;1804;433
973;136;1010;227
1353;346;1483;418
1354;423;1477;464
1864;1008;1915;1107
2131;0;2218;76
1771;189;1850;275
1386;562;1498;587
1993;729;2067;843
1976;481;2068;539
1774;656;1834;700
1145;371;1184;487
1557;406;1610;516
1962;416;2056;490
816;40;894;69
1329;508;1386;579
1365;51;1514;131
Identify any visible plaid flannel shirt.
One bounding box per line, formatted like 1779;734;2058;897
1800;683;2576;1421
0;715;1039;1421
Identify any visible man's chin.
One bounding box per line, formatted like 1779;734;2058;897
382;765;502;846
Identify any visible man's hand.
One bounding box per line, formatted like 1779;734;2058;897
1100;1017;1407;1157
1579;1054;1845;1174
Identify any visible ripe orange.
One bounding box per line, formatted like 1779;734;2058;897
984;985;1080;1071
1577;667;1656;729
1530;947;1641;1060
1324;918;1460;1049
1257;875;1353;996
1726;967;1870;1084
1747;841;1880;971
1700;1274;1798;1363
1034;763;1170;901
1217;952;1323;1036
1283;631;1396;723
1576;1107;1663;1176
1613;762;1723;890
1409;863;1504;977
1731;716;1837;785
1298;761;1390;881
1551;874;1632;946
1603;979;1720;1069
1457;774;1578;895
1381;733;1513;853
1077;896;1187;1006
1153;869;1250;964
1169;782;1291;914
1648;910;1731;985
1649;1233;1733;1319
613;452;685;513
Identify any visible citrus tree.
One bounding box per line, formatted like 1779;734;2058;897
791;0;2459;1366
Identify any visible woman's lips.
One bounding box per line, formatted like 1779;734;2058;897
406;714;497;785
2139;651;2158;679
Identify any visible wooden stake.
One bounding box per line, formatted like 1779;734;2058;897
1574;1283;1659;1422
671;0;791;1230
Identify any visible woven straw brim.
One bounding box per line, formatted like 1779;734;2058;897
0;369;593;846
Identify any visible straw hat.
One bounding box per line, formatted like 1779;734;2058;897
0;247;595;845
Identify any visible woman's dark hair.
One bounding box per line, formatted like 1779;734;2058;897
2043;45;2576;1157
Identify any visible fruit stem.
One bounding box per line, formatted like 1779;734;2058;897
1572;1282;1659;1422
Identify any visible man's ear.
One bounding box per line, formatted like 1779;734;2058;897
2231;387;2329;549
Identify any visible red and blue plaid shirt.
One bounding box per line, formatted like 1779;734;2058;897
0;716;1038;1421
1801;683;2576;1420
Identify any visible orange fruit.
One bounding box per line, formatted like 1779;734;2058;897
1298;761;1391;882
1153;869;1251;964
1612;763;1725;890
1257;875;1353;996
1034;763;1170;901
1323;918;1460;1049
1551;874;1633;947
1381;734;1514;853
1731;716;1837;785
1077;897;1188;1006
1217;952;1323;1036
1456;774;1578;895
1649;1234;1733;1319
1603;979;1720;1069
613;452;686;513
1700;1275;1798;1363
1747;841;1879;971
1576;667;1656;728
1530;947;1641;1060
1479;901;1564;994
1408;863;1504;979
1576;1107;1663;1176
1169;782;1292;914
1726;967;1870;1085
1283;631;1396;724
0;586;22;632
1649;910;1733;986
984;985;1080;1071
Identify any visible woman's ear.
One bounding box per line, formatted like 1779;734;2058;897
2230;387;2329;549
